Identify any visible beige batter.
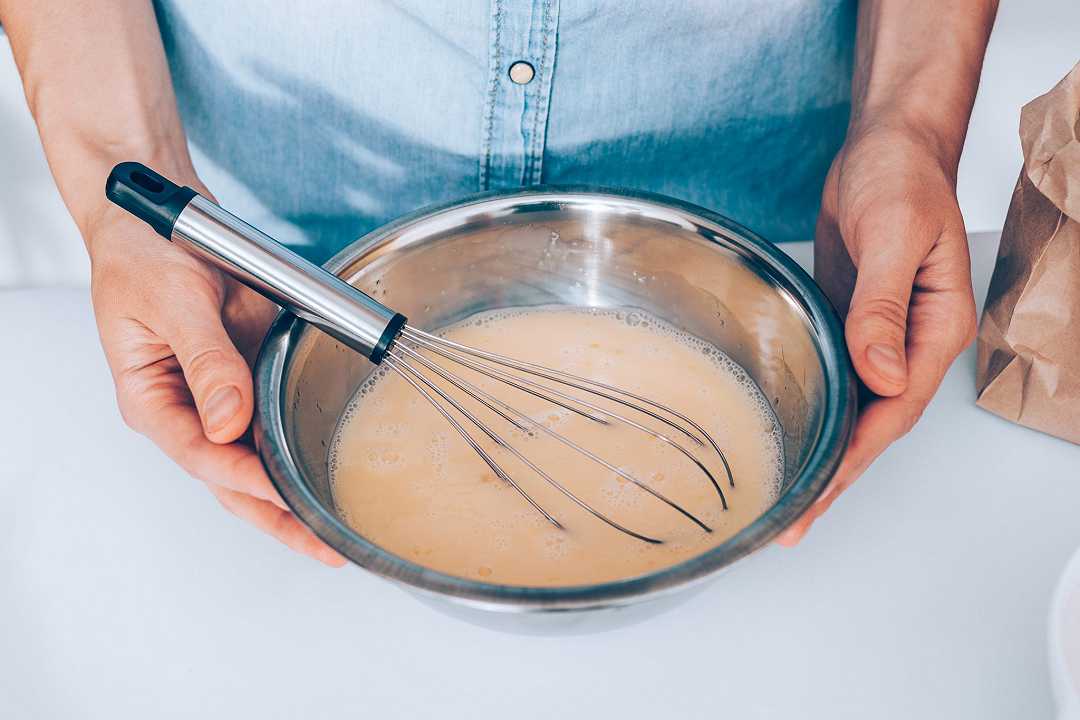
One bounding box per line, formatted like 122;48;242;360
330;307;782;586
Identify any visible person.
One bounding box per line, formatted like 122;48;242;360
0;1;997;565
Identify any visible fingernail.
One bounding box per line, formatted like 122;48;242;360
776;525;806;547
866;343;906;383
321;547;347;567
204;386;241;433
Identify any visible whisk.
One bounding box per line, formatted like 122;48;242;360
106;162;735;544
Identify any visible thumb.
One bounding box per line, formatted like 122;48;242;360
844;247;918;397
168;300;255;444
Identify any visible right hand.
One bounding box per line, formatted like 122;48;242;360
87;184;345;567
776;125;977;545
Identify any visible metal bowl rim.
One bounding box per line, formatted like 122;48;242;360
253;185;856;612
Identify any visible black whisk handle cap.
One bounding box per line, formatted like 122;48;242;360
105;162;197;239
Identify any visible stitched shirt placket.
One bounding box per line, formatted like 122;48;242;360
479;0;559;191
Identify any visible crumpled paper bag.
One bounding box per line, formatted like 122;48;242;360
976;61;1080;444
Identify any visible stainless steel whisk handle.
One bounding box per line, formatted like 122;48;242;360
105;162;406;363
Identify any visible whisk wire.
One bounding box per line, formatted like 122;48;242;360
391;344;711;540
402;327;710;447
399;328;728;507
402;325;737;488
388;349;665;544
382;355;562;530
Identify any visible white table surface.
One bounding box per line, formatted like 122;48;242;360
2;233;1078;719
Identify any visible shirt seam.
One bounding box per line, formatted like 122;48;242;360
526;0;553;186
479;0;503;192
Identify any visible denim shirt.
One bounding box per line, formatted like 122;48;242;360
154;1;855;262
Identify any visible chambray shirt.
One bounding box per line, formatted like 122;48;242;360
154;0;856;263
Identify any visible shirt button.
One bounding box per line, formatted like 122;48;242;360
508;61;535;85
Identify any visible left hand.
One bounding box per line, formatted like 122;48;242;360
88;180;346;567
777;124;977;545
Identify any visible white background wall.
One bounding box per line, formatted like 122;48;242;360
956;0;1080;237
1;2;1078;288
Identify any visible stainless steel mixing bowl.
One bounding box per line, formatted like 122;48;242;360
253;187;856;630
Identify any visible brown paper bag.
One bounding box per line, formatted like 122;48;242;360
976;61;1080;444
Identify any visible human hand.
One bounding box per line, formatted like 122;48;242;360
777;125;977;545
87;180;345;566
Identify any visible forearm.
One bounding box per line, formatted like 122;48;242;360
850;0;998;173
0;0;195;246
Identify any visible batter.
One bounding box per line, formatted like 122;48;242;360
330;307;783;586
